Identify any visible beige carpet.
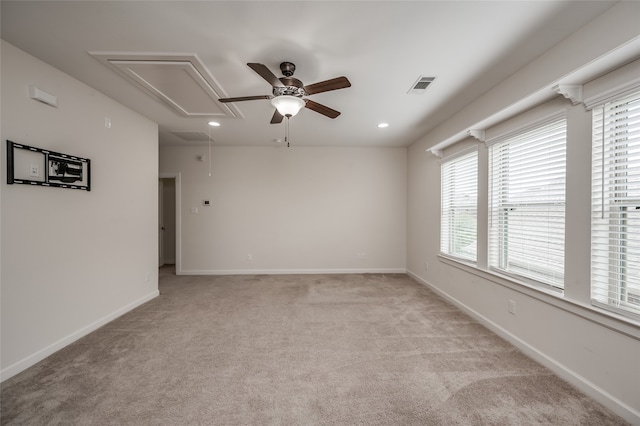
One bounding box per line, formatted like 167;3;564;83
1;271;628;425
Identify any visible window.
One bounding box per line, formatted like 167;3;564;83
591;90;640;317
441;149;478;262
488;117;567;289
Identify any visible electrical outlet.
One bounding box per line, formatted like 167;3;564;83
356;252;367;259
425;261;429;271
29;164;40;177
145;272;150;282
508;299;517;315
247;253;253;261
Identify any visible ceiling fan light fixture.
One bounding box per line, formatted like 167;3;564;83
271;95;305;117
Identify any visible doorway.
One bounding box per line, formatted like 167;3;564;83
159;173;181;274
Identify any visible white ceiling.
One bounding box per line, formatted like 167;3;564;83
0;1;618;148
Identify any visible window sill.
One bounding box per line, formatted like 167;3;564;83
437;254;640;340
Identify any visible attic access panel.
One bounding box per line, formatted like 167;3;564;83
90;52;242;118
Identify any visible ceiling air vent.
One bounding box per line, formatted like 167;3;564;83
408;76;435;94
172;131;211;142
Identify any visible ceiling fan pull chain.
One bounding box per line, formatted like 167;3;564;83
285;116;290;148
208;124;212;176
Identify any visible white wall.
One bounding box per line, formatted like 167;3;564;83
160;145;406;274
406;3;640;422
0;41;159;380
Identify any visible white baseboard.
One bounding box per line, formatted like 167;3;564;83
406;270;640;425
178;268;407;276
0;290;159;383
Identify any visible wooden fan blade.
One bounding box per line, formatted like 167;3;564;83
247;63;285;87
305;99;341;119
270;110;284;124
218;95;272;103
304;76;351;95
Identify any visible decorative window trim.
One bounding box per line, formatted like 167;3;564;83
485;110;567;147
440;144;478;164
584;80;640;111
583;57;640;110
552;84;583;105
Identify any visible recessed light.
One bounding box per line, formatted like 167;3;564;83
208;121;221;127
378;122;389;128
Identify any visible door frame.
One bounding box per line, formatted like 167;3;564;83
159;172;182;274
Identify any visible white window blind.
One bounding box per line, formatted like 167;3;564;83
441;149;478;262
488;117;567;289
591;90;640;317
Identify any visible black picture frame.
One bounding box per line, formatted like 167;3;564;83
6;140;91;191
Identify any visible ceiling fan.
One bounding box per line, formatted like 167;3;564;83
218;62;351;124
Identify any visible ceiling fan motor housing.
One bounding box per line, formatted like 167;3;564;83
273;77;306;97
